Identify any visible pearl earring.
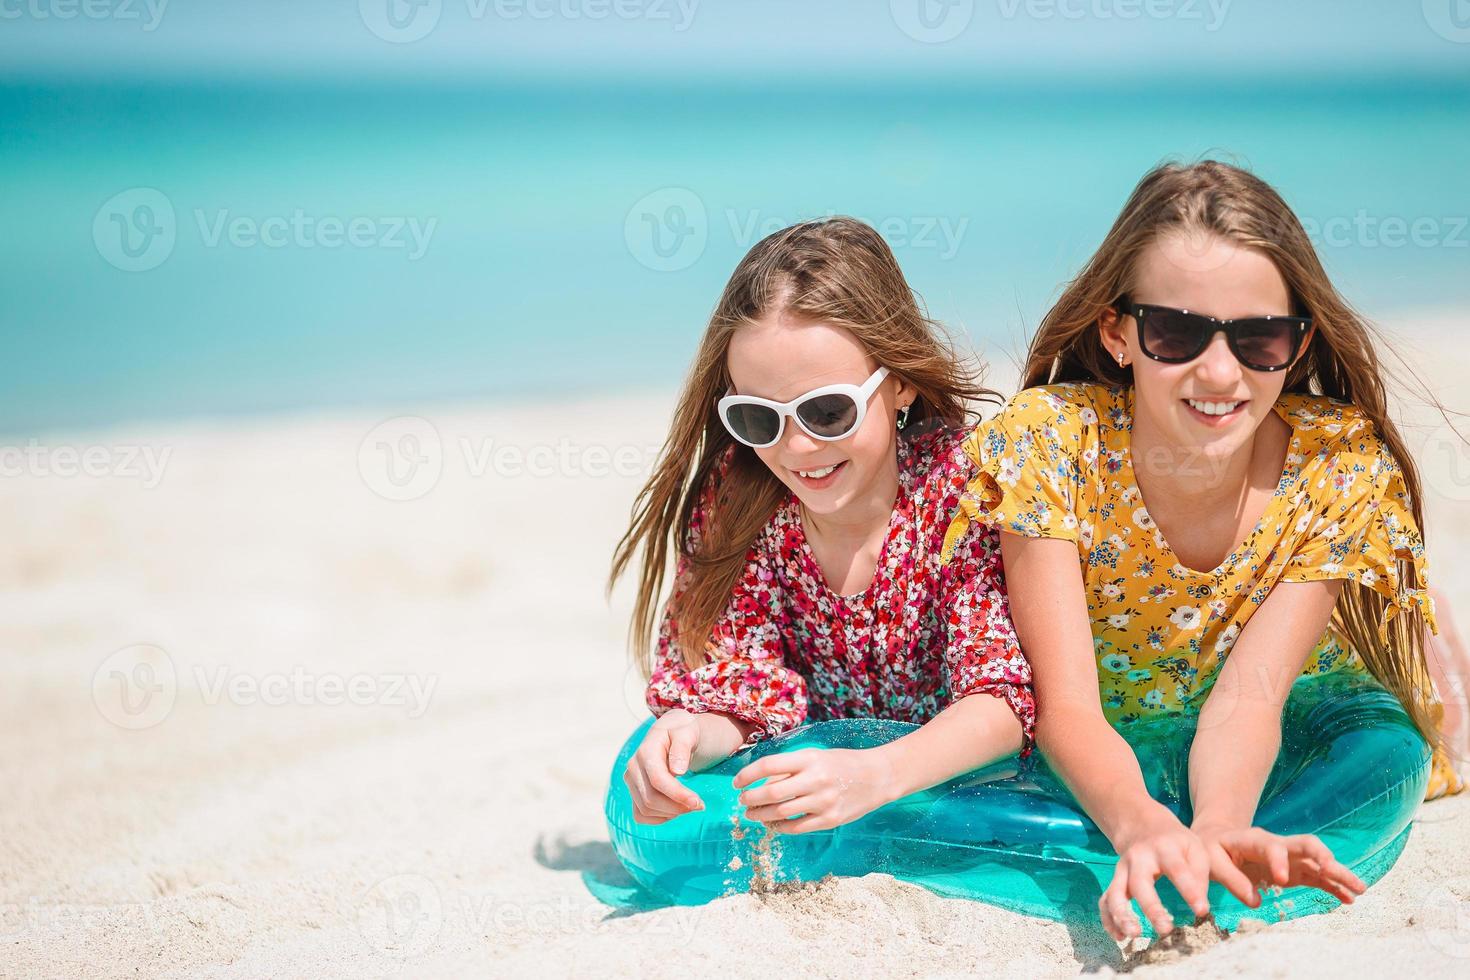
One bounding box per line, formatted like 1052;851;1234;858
897;405;911;430
1117;352;1127;367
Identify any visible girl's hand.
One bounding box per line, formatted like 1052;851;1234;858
1100;803;1212;941
1192;824;1367;907
622;709;709;824
732;747;898;834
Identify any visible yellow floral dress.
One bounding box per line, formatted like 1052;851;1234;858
941;381;1459;797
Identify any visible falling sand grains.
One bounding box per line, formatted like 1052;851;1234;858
748;822;784;895
726;812;790;897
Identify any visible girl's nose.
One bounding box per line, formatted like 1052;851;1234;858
1192;331;1242;388
782;422;821;455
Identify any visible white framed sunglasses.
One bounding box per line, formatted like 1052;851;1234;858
718;366;890;448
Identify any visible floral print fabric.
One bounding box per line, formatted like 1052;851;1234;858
941;381;1436;727
647;426;1036;754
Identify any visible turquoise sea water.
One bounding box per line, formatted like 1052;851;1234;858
2;77;1467;434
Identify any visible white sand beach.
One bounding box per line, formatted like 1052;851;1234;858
3;318;1468;979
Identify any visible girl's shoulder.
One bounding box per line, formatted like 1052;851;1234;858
1275;392;1396;468
1275;392;1413;507
899;423;973;493
993;382;1128;434
968;382;1124;465
998;381;1123;420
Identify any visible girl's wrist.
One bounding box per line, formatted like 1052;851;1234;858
1189;812;1250;836
1106;797;1181;851
694;711;759;759
865;743;907;805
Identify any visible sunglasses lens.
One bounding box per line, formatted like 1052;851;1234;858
796;393;860;438
724;403;782;446
1232;319;1298;369
1140;308;1209;362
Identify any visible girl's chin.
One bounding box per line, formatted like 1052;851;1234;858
793;487;846;514
1169;426;1251;465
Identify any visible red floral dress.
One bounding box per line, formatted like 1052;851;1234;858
646;425;1035;756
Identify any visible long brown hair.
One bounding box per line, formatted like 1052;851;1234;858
1023;159;1443;741
610;216;999;674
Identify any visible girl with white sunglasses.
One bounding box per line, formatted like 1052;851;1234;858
609;217;1034;833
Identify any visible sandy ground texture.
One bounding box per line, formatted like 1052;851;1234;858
3;323;1469;978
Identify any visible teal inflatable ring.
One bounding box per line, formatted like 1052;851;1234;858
604;672;1429;931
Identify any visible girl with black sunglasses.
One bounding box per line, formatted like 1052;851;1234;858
943;160;1468;942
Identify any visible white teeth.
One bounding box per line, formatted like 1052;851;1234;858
797;463;840;479
1187;399;1241;417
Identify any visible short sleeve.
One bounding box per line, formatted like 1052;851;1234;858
942;388;1094;563
645;452;807;747
1280;442;1437;642
940;517;1037;757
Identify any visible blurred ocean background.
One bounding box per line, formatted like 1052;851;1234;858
2;0;1467;434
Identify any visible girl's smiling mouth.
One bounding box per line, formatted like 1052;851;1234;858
1183;397;1247;425
791;459;848;489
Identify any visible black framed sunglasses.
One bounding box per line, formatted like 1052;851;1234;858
1115;296;1313;373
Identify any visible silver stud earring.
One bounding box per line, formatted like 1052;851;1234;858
897;405;911;430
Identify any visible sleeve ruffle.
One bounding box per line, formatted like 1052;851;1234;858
1281;444;1437;643
646;649;809;748
941;395;1089;564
